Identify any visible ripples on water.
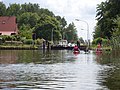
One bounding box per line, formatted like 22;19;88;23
0;50;110;90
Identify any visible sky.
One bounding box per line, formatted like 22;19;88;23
1;0;105;41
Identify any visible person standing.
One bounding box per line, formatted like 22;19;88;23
74;45;79;51
43;41;45;50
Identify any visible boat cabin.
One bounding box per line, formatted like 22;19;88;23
58;40;68;47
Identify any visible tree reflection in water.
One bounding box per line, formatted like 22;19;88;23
0;50;69;64
95;51;120;90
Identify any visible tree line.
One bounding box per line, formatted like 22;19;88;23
92;0;120;48
0;2;78;43
94;0;120;39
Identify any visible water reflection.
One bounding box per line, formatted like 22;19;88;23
95;51;120;90
0;50;112;90
0;50;70;64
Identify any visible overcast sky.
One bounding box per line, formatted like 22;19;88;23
1;0;105;40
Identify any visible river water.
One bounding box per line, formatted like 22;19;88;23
0;50;118;90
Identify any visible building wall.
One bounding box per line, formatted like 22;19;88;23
0;16;18;35
0;31;16;35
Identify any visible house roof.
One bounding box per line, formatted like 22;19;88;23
0;16;18;31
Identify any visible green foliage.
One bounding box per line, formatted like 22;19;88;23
111;36;120;50
21;3;39;13
0;35;21;43
110;15;120;50
55;16;67;31
93;25;102;38
6;3;21;16
95;0;120;39
35;38;42;45
14;35;21;41
23;39;33;44
113;16;120;36
0;2;79;42
19;24;33;39
35;38;48;45
0;35;8;43
92;37;108;46
34;14;61;40
2;35;14;41
38;8;54;17
0;2;6;16
18;12;39;28
64;22;78;42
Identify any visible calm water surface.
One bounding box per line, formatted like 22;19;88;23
0;50;112;90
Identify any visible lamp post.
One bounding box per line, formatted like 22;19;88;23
75;19;90;47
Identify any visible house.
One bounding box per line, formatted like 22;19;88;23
0;16;18;35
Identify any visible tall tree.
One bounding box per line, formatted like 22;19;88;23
0;2;6;16
95;0;120;39
34;14;61;40
19;24;33;39
6;3;21;16
65;22;78;42
55;16;67;28
55;16;67;38
0;2;68;40
18;12;39;28
38;8;54;17
21;3;40;13
113;16;120;36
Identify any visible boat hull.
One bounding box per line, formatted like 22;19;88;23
73;50;80;54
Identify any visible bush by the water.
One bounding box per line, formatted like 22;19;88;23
23;39;33;44
92;37;109;46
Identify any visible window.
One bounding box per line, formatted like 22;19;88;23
11;33;16;35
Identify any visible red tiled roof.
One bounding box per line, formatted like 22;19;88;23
0;16;18;32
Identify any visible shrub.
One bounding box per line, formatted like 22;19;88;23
35;38;43;45
92;37;109;46
0;35;22;42
24;39;33;44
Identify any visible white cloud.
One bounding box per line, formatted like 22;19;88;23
2;0;105;40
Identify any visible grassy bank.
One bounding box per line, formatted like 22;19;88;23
90;45;112;51
0;45;38;50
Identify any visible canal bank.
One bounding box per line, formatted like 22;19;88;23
0;45;112;52
0;45;38;50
